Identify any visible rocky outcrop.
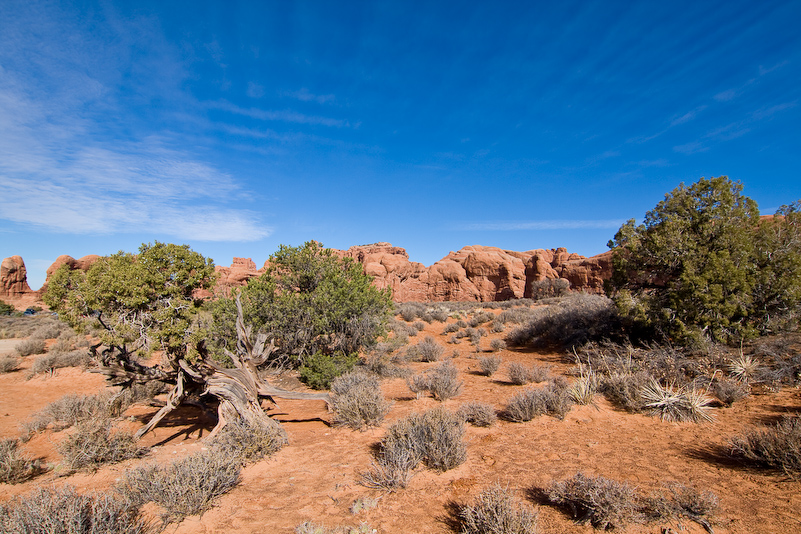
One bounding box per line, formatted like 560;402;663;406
339;243;612;302
1;256;32;298
1;243;614;307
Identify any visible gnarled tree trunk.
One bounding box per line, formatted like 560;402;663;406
93;294;332;440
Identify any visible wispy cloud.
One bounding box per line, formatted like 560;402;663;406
208;100;347;127
670;105;707;126
283;88;336;104
459;220;626;231
0;7;271;243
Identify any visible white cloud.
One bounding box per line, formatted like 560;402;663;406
0;12;271;244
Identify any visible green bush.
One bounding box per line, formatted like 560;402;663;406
608;177;801;342
0;300;14;316
210;241;393;368
299;351;359;390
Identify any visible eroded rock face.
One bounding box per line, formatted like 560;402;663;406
339;243;612;302
2;243;614;306
0;256;32;298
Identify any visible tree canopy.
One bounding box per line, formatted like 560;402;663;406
608;176;801;342
43;242;217;360
210;241;393;368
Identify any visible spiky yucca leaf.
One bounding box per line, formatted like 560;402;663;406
641;379;715;423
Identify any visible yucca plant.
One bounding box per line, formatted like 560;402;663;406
569;370;598;405
728;350;760;382
641;379;714;423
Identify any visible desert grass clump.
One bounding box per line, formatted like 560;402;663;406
569;370;598;405
0;354;20;373
58;418;146;472
295;522;377;534
730;416;801;474
641;379;715;423
457;401;497;427
350;496;379;515
0;485;152;534
0;439;45;484
460;484;538;534
547;472;640;530
478;355;502;377
15;338;46;357
332;371;392;430
116;447;241;523
210;416;288;462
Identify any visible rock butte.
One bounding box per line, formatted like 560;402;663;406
1;243;612;309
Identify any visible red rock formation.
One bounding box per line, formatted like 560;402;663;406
1;244;614;306
1;256;32;298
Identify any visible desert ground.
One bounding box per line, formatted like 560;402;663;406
1;308;800;534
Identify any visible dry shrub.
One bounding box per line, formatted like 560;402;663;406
28;349;90;377
22;392;115;435
548;473;640;530
210;416;288;462
332;371;392;430
0;439;45;484
504;380;573;422
599;372;650;412
0;485;151;534
506;294;619;350
457;401;497;427
361;406;467;490
407;361;463;401
443;323;461;334
491;320;505;333
641;379;715;423
730;416;801;474
489;339;507;352
469;311;494;327
427;360;463;401
58;419;146;472
709;378;749;407
415;336;444;362
0;354;20;373
507;362;550;385
478;355;502;377
30;322;64;340
295;521;377;534
460;484;538;534
15;338;46;357
547;473;718;532
116;448;241;523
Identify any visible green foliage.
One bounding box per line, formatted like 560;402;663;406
211;241;393;368
43;242;216;360
299;351;359;390
0;300;14;315
609;176;801;342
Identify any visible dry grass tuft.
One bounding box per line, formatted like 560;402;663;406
0;439;45;484
730;415;801;474
641;379;715;423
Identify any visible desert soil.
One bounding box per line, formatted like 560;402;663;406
1;314;800;534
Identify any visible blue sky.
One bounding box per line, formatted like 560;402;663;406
1;0;799;290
